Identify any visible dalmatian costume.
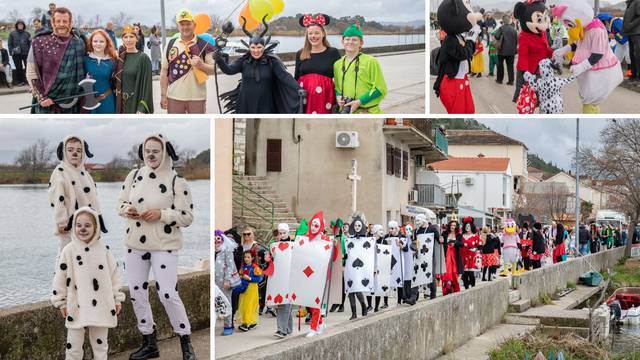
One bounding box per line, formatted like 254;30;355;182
524;58;577;114
51;207;125;360
48;135;105;255
117;134;195;350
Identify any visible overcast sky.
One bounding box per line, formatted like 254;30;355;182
0;118;210;165
2;0;425;25
476;118;609;171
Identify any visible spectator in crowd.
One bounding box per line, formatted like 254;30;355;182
41;2;56;31
8;20;31;86
0;39;12;88
494;15;517;85
623;0;640;84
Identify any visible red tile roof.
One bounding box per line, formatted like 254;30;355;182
429;157;510;172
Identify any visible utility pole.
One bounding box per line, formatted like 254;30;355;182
576;119;581;252
348;159;361;215
160;0;167;49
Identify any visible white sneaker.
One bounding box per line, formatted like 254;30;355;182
317;322;326;334
306;330;317;338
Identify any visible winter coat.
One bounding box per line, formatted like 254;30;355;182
623;0;640;36
51;207;125;329
8;22;31;56
495;23;518;56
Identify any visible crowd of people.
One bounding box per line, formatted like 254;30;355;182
432;0;639;114
214;211;636;341
1;4;388;114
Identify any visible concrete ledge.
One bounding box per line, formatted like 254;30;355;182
221;278;510;360
0;271;210;360
512;248;625;301
508;299;531;313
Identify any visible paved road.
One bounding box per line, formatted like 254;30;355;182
0;51;425;115
111;328;210;360
428;37;640;114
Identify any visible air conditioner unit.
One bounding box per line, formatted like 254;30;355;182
336;131;359;148
408;190;418;203
465;177;475;186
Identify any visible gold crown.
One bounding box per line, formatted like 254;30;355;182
122;24;136;35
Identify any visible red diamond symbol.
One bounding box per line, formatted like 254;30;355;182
292;292;297;301
285;293;289;299
303;266;314;278
324;244;330;251
299;239;305;246
315;297;320;304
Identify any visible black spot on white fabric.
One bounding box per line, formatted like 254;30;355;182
137;176;143;181
140;235;147;244
71;181;75;185
136;221;141;227
92;299;97;306
128;249;132;253
60;263;67;271
78;261;83;266
141;319;146;323
99;264;104;270
83;187;90;193
138;198;144;203
164;225;172;234
106;245;110;250
53;290;57;295
93;279;99;291
76;255;81;261
59;195;64;202
134;285;139;290
96;338;102;345
126;228;130;234
156;283;160;291
67;316;74;322
183;191;188;195
149;173;156;179
180;323;186;329
50;203;54;207
85;247;89;252
167;250;172;253
164;293;169;299
66;343;72;349
142;282;149;289
122;185;125;190
111;309;116;316
74;201;78;210
66;278;71;286
181;211;186;215
159;184;167;193
58;167;63;171
161;264;166;269
171;204;175;209
190;204;193;209
80;171;85;176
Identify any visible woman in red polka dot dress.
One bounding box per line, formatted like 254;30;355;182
294;14;341;114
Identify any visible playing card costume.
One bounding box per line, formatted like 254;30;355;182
460;217;481;289
295;14;341;114
386;221;405;304
499;219;521;277
214;229;239;336
26;22;86;113
366;224;390;312
51;207;125;360
264;223;295;338
48;135;104;255
345;215;372;319
113;25;154;114
552;0;623;113
412;214;437;299
216;16;302;114
333;22;387;114
513;0;553;104
433;0;482;114
117;134;196;359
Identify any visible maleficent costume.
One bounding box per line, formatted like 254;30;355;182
215;16;305;114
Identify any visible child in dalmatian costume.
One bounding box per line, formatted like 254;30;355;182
51;207;125;360
552;0;623;113
48;135;106;256
117;134;196;360
524;58;577;113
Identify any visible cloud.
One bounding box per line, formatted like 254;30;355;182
476;118;608;171
2;0;425;25
0;118;210;164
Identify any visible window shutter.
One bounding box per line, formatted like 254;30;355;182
402;150;408;180
266;139;282;172
386;144;393;175
394;148;401;178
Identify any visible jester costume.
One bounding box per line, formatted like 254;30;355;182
333;23;387;114
27;29;85;113
216;17;302;114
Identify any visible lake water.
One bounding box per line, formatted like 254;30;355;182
0;180;210;309
2;34;423;69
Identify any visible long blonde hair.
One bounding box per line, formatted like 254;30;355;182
299;24;331;61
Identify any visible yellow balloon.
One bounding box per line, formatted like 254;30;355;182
249;0;274;22
268;0;284;15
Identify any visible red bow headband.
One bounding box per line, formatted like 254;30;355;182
299;13;330;28
462;216;474;224
526;0;545;4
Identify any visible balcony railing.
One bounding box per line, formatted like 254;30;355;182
415;184;446;208
434;127;448;154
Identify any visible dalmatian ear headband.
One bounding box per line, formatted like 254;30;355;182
64;212;109;234
137;137;179;162
56;140;94;161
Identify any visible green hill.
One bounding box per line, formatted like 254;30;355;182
528;153;562;174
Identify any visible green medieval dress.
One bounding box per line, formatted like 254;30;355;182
116;51;153;114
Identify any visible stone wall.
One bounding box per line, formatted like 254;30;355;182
221;277;510;360
513;247;625;301
0;271;210;360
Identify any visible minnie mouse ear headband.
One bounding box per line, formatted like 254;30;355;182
299;13;330;28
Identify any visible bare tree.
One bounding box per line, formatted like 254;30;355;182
127;144;142;168
30;7;45;22
578;119;640;222
519;182;571;223
7;9;23;23
92;14;102;28
14;138;54;174
110;12;133;28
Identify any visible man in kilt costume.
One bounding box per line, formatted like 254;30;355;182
27;7;85;114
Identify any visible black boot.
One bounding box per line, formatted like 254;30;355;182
180;335;197;360
349;300;357;320
129;331;159;360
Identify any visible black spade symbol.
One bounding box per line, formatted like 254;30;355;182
391;255;397;269
383;249;390;255
362;241;371;249
361;278;370;287
347;241;355;249
395;277;402;284
382;286;389;292
347;280;353;288
352;258;364;268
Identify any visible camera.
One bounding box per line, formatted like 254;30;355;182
340;97;354;114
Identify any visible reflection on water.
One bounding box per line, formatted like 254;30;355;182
0;180;210;309
610;324;640;354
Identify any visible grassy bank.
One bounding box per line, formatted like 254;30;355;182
610;256;640;288
489;333;640;360
0;167;209;184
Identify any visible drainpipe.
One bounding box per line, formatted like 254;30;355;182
576;119;581;250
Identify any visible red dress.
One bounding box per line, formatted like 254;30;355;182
461;234;482;271
443;240;461;295
516;31;553;74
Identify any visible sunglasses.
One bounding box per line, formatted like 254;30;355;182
243;233;252;236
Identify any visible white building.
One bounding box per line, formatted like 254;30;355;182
429;156;513;227
544;171;611;215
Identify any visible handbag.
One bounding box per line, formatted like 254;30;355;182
516;83;537;114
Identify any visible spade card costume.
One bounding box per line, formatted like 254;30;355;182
216;16;302;114
412;224;436;289
117;134;194;337
434;0;482;113
51;207;124;360
48;135;104;255
345;215;371;318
